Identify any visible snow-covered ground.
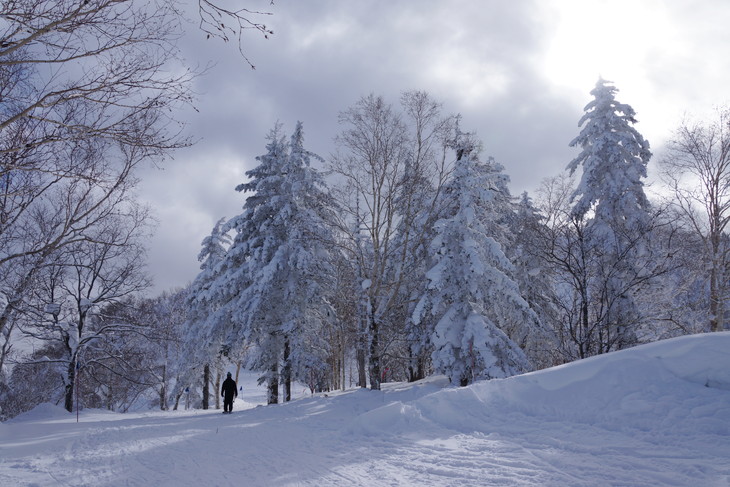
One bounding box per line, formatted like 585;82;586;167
2;333;729;486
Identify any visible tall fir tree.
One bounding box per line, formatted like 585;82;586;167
568;78;651;229
187;217;231;323
224;124;289;404
413;129;536;386
566;78;653;353
194;122;335;404
276;121;337;400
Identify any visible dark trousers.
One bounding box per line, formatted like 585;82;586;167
223;395;234;412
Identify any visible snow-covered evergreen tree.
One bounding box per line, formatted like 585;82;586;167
567;78;653;352
198;218;232;268
511;193;546;302
413;130;535;386
276;121;337;401
568;78;651;229
195;122;335;404
179;217;232;407
187;217;231;326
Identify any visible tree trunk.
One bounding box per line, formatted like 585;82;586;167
159;383;167;411
579;280;590;359
64;359;76;413
159;363;168;410
408;348;427;382
341;345;346;391
268;361;279;405
368;315;381;390
214;369;221;410
710;247;722;332
283;338;291;402
356;347;367;388
202;364;210;409
106;370;113;411
355;268;369;388
0;320;15;380
172;390;183;411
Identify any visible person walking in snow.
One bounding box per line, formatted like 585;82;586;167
221;372;238;413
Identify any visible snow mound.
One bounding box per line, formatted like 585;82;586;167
351;332;730;437
7;403;70;423
645;333;730;390
2;333;729;486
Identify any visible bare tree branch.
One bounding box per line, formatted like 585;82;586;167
198;0;274;69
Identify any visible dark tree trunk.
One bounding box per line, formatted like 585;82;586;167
710;254;722;332
357;347;367;388
106;373;113;411
408;348;428;382
268;361;279;405
159;363;167;410
579;282;590;359
356;278;368;388
202;364;210;409
159;383;166;411
214;369;221;410
64;359;76;413
283;338;291;402
368;315;381;390
172;390;183;411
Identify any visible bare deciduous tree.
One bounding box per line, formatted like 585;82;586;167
198;0;274;68
535;174;675;360
1;0;194;155
19;197;152;412
0;136;157;373
0;0;193;362
661;107;730;332
0;1;279;410
330;92;453;389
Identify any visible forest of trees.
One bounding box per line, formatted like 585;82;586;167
2;1;729;419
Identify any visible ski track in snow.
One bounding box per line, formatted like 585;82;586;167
2;333;730;486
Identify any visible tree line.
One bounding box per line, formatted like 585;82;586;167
177;84;730;409
3;81;728;417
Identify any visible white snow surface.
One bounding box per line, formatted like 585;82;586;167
2;333;730;486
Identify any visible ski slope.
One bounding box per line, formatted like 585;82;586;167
2;333;729;486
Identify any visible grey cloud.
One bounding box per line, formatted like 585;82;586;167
140;0;728;294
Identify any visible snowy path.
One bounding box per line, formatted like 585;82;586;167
2;333;730;486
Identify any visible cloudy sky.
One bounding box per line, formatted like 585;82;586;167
138;0;730;294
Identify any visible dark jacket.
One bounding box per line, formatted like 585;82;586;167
221;377;237;399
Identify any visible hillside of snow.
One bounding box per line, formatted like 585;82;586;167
2;332;729;486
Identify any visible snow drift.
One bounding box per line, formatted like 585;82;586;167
2;333;729;486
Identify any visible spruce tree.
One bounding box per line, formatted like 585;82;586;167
413;129;535;385
567;78;652;352
568;78;651;228
195;122;335;404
